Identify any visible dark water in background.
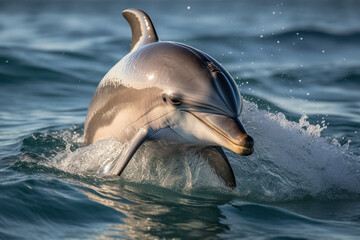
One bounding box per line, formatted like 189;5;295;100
1;0;360;239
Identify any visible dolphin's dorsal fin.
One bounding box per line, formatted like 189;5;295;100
122;9;159;52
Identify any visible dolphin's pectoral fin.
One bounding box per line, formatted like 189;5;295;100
199;147;236;187
110;128;149;176
123;9;159;52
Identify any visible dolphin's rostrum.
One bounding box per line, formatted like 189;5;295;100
84;9;254;187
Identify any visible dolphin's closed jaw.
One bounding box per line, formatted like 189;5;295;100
189;112;254;155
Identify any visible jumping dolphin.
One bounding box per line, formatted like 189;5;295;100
84;9;254;187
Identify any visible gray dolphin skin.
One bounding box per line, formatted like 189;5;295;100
84;9;254;187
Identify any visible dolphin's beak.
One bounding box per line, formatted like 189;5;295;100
189;112;254;155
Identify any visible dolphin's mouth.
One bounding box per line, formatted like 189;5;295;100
188;111;254;155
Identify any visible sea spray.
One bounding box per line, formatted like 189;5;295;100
235;100;360;200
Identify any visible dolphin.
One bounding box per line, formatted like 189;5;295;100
84;9;254;187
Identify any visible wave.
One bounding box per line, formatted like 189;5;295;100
219;200;360;239
334;73;360;87
261;28;360;42
188;28;360;49
0;46;100;85
0;171;123;240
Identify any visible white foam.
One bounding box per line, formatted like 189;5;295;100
234;100;360;200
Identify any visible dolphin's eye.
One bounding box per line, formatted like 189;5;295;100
169;94;182;106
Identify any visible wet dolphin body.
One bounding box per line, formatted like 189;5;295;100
84;9;254;187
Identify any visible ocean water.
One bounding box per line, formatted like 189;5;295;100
1;0;360;239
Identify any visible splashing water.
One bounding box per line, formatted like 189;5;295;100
235;101;360;200
44;137;225;191
21;100;360;201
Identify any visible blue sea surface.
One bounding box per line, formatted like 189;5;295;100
1;0;360;239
